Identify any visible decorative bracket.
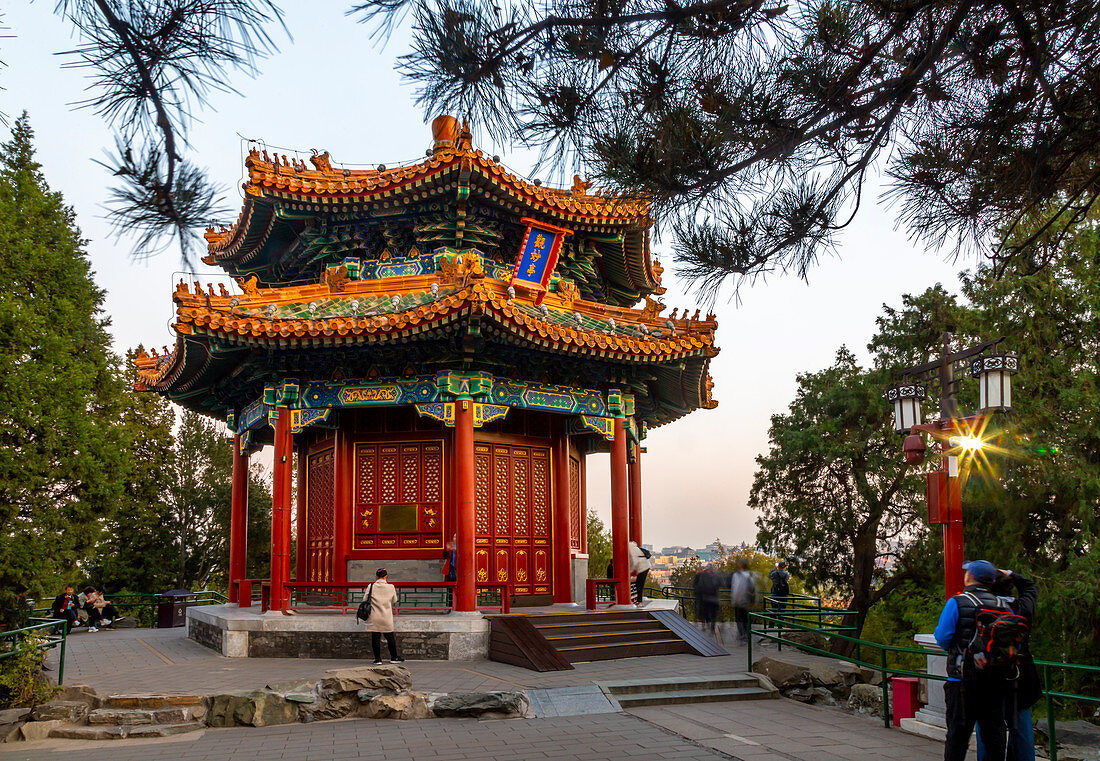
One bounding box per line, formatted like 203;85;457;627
570;415;615;441
436;370;494;400
290;407;331;434
415;402;510;428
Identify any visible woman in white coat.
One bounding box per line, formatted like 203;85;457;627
366;568;404;665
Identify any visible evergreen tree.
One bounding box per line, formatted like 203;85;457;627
360;0;1100;292
92;369;272;594
956;250;1100;666
90;346;178;592
585;509;612;579
0;113;125;599
750;347;929;639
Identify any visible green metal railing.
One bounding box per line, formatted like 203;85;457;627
0;618;68;685
31;590;229;628
748;600;1100;761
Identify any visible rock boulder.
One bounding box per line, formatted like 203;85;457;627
431;691;529;719
807;663;844;687
751;656;812;689
207;691;298;728
847;683;884;716
267;679;321;704
360;693;434;720
299;691;359;722
30;701;88;723
55;684;100;708
321;665;411;694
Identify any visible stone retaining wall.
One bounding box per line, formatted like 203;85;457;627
187;605;490;660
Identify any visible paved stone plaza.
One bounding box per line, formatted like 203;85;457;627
0;626;943;760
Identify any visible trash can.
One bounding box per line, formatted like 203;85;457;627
156;589;194;628
892;676;921;726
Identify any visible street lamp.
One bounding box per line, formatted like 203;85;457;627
971;353;1019;412
886;382;926;435
886;333;1019;599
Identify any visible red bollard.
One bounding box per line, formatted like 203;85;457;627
892;677;920;726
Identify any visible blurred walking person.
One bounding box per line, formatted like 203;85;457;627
730;559;758;644
628;541;651;605
693;564;721;637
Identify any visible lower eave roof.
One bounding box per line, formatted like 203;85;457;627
135;277;719;427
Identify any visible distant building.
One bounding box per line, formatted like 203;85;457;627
661;545;694;556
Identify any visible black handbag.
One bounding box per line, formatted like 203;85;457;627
355;584;374;624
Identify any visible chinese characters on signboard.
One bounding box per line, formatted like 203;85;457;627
510;217;573;303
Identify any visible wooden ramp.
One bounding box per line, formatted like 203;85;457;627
649;609;730;656
487;609;729;671
487;615;575;672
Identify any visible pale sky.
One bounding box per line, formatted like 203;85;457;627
3;3;965;548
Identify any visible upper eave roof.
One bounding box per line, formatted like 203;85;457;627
201;140;661;297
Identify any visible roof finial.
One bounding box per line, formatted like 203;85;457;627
431;115;460;153
458;119;473;151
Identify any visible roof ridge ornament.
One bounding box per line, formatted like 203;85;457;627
431;115;461;154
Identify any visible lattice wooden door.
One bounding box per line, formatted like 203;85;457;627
353;441;444;550
306;449;335;583
474;444;552;596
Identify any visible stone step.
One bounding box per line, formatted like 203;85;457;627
87;705;204;725
49;722;204;741
599;675;762;695
543;627;678;647
615;686;778;708
103;694;205;709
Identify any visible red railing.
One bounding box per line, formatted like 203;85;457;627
586;578;627;609
231;579;267;609
277;581;510;614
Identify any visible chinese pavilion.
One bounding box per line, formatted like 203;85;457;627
135;116;719;613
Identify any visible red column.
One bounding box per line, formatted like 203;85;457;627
610;418;631;604
270;406;293;610
228;436;249;603
552;421;573;603
332;429;352;586
628;449;642;547
454;400;477;612
943;456;965;599
295;439;307;583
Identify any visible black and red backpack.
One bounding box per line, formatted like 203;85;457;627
961;592;1030;678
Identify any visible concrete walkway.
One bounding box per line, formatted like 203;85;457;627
6;625;944;761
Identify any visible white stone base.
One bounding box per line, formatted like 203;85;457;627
900;717;947;742
188;604;489;660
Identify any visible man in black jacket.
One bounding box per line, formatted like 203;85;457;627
50;586;80;632
933;560;1010;761
976;570;1040;761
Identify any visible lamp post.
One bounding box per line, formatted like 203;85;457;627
886;332;1018;599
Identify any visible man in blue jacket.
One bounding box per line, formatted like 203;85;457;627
934;560;1009;761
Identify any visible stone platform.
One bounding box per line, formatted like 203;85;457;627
188;605;489;660
189;600;681;661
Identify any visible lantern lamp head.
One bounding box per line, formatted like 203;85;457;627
885;382;926;435
970;352;1019;412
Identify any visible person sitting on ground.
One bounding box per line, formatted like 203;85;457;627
92;587;122;628
628;541;651;605
934;560;1011;761
366;568;404;666
50;586;81;632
